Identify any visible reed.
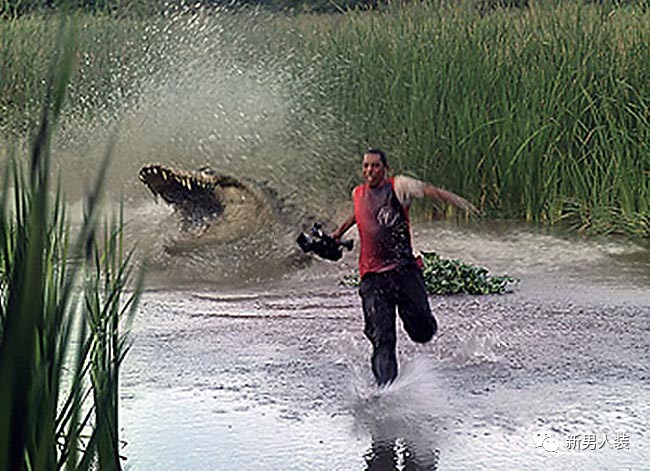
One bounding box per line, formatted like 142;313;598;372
0;2;647;236
296;1;649;236
0;12;145;136
0;14;142;471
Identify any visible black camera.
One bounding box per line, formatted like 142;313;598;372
296;223;353;261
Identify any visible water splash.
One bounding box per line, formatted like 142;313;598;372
47;7;354;285
56;7;349;199
448;328;506;366
349;359;447;469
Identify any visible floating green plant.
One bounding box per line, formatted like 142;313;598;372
341;252;517;295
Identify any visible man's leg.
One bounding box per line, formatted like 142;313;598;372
360;274;398;386
395;265;437;343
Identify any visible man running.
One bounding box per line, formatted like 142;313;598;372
331;148;477;386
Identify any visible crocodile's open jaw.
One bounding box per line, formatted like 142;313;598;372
139;164;224;222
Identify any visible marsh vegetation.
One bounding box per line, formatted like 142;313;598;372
1;1;648;236
0;17;142;470
0;1;647;467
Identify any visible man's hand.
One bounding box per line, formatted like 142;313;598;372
447;193;479;215
332;212;356;241
424;185;479;216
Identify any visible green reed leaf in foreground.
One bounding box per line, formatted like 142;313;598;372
341;252;517;295
0;12;142;471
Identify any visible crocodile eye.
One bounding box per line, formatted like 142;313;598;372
198;166;215;177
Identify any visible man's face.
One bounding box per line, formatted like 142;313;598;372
362;153;387;188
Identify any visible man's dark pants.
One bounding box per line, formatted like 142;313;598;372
359;264;437;386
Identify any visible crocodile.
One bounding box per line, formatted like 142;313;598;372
139;163;335;273
139;163;268;233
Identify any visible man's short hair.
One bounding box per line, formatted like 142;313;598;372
365;148;387;166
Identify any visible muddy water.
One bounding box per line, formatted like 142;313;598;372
120;221;649;471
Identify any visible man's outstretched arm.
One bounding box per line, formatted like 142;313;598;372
331;213;356;241
423;184;479;215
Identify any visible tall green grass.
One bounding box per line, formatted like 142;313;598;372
0;15;142;471
0;12;146;136
1;2;647;236
0;8;291;137
297;1;649;236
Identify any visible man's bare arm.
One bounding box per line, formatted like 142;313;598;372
331;213;356;241
423;185;479;214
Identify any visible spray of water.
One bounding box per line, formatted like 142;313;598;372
48;7;354;285
347;358;448;469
